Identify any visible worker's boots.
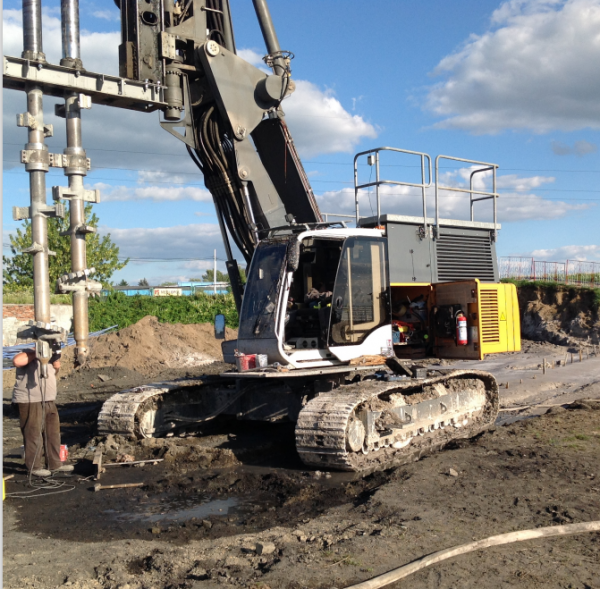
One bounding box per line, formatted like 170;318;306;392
53;464;74;473
31;468;51;477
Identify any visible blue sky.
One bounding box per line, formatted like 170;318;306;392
3;0;600;285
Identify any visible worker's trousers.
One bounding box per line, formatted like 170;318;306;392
17;401;62;471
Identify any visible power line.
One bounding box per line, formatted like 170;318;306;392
3;169;599;200
4;144;600;174
124;257;228;262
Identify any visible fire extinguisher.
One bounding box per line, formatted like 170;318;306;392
456;313;468;346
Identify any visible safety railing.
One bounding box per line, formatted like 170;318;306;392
499;257;534;281
354;147;432;230
533;261;566;284
322;212;357;224
566;260;600;287
499;257;600;288
435;155;499;239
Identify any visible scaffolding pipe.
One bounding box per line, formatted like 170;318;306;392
22;0;45;61
61;0;82;67
61;0;90;363
22;1;51;326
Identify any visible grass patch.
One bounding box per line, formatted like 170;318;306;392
3;290;72;304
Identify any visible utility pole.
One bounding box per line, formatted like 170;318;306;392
214;249;217;295
53;0;102;364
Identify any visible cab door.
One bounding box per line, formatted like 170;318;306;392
433;280;521;361
328;236;392;360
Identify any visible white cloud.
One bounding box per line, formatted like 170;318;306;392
92;10;120;22
284;80;378;157
426;0;600;133
100;223;224;259
441;166;555;192
94;182;212;202
237;48;378;157
528;244;600;261
137;170;194;185
551;139;598;156
574;140;598;155
237;48;269;73
182;260;217;271
317;170;587;223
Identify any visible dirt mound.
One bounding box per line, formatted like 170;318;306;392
60;316;237;378
517;284;599;346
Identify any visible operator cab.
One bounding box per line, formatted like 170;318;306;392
283;230;393;365
236;227;393;368
283;237;341;352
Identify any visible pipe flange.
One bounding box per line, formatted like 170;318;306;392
56;267;103;295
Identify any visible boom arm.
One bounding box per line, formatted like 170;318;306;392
117;0;322;304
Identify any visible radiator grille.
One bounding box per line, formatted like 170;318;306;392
436;233;496;282
479;289;500;344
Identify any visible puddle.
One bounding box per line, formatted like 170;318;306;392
109;495;245;524
495;413;539;427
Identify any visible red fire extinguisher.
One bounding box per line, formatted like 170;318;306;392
456;313;468;346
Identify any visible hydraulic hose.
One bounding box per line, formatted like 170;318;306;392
344;521;600;589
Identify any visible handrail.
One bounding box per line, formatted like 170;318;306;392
435;155;499;240
469;166;496;222
354;147;432;231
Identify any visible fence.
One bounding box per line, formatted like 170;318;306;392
499;257;600;288
3;325;118;370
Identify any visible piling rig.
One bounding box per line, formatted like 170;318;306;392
5;0;521;471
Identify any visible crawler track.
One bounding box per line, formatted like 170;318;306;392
295;370;498;473
97;377;237;438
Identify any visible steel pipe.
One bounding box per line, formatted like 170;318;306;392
61;0;82;67
252;0;285;75
26;87;51;325
61;0;90;363
22;0;45;61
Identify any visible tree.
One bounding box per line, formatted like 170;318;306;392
160;281;177;286
138;278;149;287
201;269;229;283
3;204;128;288
118;279;129;286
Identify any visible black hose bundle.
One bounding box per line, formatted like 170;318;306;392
187;105;256;263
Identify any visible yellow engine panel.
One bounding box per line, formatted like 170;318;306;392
478;282;521;357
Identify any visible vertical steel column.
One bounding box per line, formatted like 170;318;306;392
61;0;89;363
61;0;82;68
22;0;45;61
27;90;52;325
22;0;50;325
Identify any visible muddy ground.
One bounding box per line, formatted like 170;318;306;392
3;318;600;588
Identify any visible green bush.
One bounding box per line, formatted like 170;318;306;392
88;292;239;332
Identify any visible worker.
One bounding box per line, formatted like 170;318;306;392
305;282;333;308
12;348;74;477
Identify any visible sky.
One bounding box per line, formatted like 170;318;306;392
3;0;600;286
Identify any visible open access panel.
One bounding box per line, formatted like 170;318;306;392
391;280;520;361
